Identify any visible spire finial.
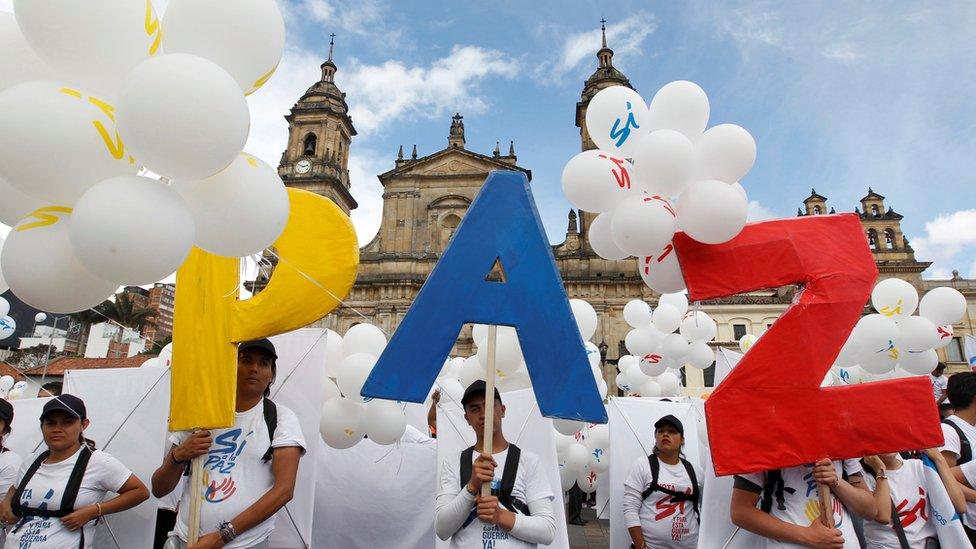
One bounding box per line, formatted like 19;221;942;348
509;140;515;156
397;144;403;161
411;144;417;159
493;141;500;157
600;17;607;48
328;33;336;62
448;113;466;149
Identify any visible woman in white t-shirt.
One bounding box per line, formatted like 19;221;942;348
0;398;23;548
861;450;966;548
621;414;702;549
0;394;149;549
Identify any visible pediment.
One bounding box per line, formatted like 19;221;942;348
379;148;530;182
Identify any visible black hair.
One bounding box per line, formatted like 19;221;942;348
40;381;63;396
935;362;948;372
78;433;97;451
947;372;976;410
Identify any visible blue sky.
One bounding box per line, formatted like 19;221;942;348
2;0;975;279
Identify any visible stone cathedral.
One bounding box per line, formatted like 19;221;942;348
273;29;975;392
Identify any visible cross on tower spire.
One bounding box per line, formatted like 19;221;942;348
600;17;607;48
328;33;336;62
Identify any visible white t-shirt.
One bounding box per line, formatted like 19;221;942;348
4;447;132;549
931;375;948;401
862;459;937;548
0;449;24;549
437;446;554;548
939;415;976;527
622;455;702;549
170;401;306;548
737;460;863;549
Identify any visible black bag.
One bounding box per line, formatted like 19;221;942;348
459;444;531;527
640;454;701;521
942;418;972;464
11;446;94;549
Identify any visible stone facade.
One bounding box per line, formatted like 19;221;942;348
277;30;976;394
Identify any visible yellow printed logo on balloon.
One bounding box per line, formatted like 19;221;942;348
144;0;163;56
57;88;134;165
247;64;279;96
15;206;73;233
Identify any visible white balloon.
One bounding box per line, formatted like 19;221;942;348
34;312;47;323
696;124;757;183
858;346;899;375
623;300;652;329
625;328;661;358
341;324;387;358
652;304;682;334
585;341;602;369
660;333;690;361
559;460;577;491
639;380;662;397
336;353;377;403
0;238;7;295
588;211;629;260
899;349;939;376
834;331;859;367
588;448;610;473
597;379;608;400
458;356;486;389
1;209;118;313
685;341;715;370
476;328;523;374
584;424;610;450
554;430;576;454
631;130;697;197
919;287;967;327
563;442;590;472
0;81;138;204
738;334;758;353
174;153;289;258
117;54;250;180
158;343;173;368
561;150;639;213
0;297;8;318
639;354;668;377
438;378;465;404
898;316;939;352
871;278;919;320
0;376;13;391
646;81;710;141
70;176;194;285
615;372;633;393
657;371;681;396
934;325;954;349
0;316;15;340
323;330;344;377
498;369;532;393
162;0;285;95
680;311;717;342
659;293;689;316
0;173;46;228
577;465;600;494
362;399;407;445
617;355;639;374
323;377;341;402
554;419;585;437
585;86;649;157
854;314;899;353
570;299;598;341
13;0;160;97
625;364;650;389
471;324;488;346
639;243;686;293
0;12;55;93
139;357;160;368
610;195;677;257
319;397;365;449
677;179;748;244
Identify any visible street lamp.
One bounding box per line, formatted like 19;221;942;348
598;339;609;396
40;315;68;385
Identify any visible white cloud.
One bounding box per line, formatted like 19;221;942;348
905;209;976;278
299;0;403;49
746;200;777;221
538;13;657;80
347;149;386;244
342;45;518;135
922;210;976;247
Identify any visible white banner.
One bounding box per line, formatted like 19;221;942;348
607;397;701;549
965;334;976;370
7;397;51;458
435;387;570;549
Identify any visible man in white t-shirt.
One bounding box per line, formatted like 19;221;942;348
730;459;876;548
435;380;556;548
939;371;976;544
151;339;306;549
932;362;949;404
622;414;702;549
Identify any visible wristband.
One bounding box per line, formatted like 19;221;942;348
876;472;888;480
170;448;187;466
466;484;477;496
95;503;103;517
218;521;237;543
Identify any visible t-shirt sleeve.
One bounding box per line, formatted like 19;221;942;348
168;430;188;448
0;453;23;491
734;472;764;494
272;405;307;455
961;460;976;489
524;453;554;504
91;451;135;493
842;458;864;477
941;423;962;457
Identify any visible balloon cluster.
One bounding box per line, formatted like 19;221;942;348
318;324;413;449
828;280;966;381
562;81;757;294
0;296;14;341
617;294;716;396
553;422;609;495
0;1;288;314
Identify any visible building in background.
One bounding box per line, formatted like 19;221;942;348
143;282;175;345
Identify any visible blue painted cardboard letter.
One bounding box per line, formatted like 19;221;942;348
360;171;606;422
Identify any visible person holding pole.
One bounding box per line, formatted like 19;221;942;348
730;458;876;548
151;339;306;549
622;414;702;549
0;394;149;548
435;379;557;548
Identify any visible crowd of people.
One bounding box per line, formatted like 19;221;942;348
0;345;969;548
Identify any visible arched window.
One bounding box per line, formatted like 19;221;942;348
867;229;879;250
871;204;880;217
884;229;895;249
303;133;317;156
813;205;821;214
440;213;461;249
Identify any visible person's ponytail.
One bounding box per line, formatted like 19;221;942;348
78;432;96;451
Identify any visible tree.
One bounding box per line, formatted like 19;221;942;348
94;293;157;358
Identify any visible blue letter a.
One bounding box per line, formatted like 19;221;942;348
361;171;606;422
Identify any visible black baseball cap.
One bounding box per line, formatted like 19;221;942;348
239;339;277;364
0;398;12;426
461;380;502;408
40;394;86;421
654;414;684;436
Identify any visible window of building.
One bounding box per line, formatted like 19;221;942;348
948;337;964;362
813;205;821;214
867;230;878;250
302;133;317;156
884;229;895;249
871;204;880;217
733;324;747;341
703;363;715;387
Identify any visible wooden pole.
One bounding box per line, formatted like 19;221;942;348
481;325;498;497
187;452;204;543
818;483;833;527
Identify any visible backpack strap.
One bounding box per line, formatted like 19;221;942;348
641;454;661;500
459;446;475;490
497;444;530;516
11;450;50;518
679;457;701;520
12;446;92;519
943;418;972;464
640;455;700;520
261;398;277;464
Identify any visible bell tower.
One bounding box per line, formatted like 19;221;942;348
278;33;358;214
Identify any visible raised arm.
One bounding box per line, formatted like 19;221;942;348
861;456;891;524
61;474;150;531
925;448;967;514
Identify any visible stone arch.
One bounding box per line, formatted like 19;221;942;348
303;133;317;156
870;204;880;217
884;228;896;250
867;229;879;250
